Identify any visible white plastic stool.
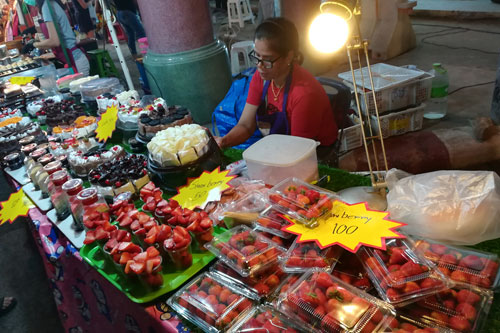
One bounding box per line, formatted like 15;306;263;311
227;0;255;29
230;40;254;75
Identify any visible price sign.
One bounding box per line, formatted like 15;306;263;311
282;200;406;252
0;189;34;225
172;168;235;210
95;105;118;142
9;76;35;85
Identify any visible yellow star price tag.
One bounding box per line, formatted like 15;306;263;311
283;200;406;253
95;105;118;142
172;168;236;210
9;76;35;85
0;189;34;225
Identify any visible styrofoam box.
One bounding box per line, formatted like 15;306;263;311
338;123;363;153
370;104;426;138
243;134;319;185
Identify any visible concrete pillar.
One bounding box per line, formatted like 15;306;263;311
137;0;232;124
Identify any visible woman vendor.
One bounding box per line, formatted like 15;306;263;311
27;0;90;75
216;18;338;155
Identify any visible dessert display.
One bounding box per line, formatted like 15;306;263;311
0;107;22;119
147;124;209;167
51;115;97;139
138;98;193;140
3;152;23;170
206;225;285;277
88;154;149;198
48;137;98;157
0;57;39;77
96;93;119;114
27;95;63;117
57;73;84;90
67;145;125;177
277;270;395;332
122;246;164;288
117;101;146;129
43;100;85;128
116;90;140;106
167;272;254;332
80;77;123;102
0;117;43;158
69;75;99;94
358;237;452;305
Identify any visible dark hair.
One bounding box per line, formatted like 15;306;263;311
255;17;303;64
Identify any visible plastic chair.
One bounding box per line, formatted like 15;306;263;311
227;0;254;29
87;49;119;78
230;40;254;75
316;77;352;130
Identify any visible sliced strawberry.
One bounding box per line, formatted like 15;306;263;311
161;206;172;215
146;246;160;258
167;216;177;225
137;212;150;224
157;200;169;209
105;238;118;250
157;225;172;242
95;227;110;240
119;216;133;227
134;252;148;263
116;229;128;241
124;260;133;274
127;209;139;219
144;220;157;230
134;227;146;236
144;273;163;287
116;212;126;222
177;226;190;239
118;242;134;252
144;234;156;244
169;200;179;209
119;252;133;265
102;221;116;232
200;218;213;230
146;259;155;274
112;253;121;263
83;230;96;244
171;207;183;216
130;220;141;231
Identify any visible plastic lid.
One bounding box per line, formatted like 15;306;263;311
433;63;441;67
21;143;37;153
39;153;55;165
62;178;83;195
37;143;50;151
77;188;98;205
243;134;318;167
4;152;20;162
43;160;62;174
30;148;47;160
50;170;69;186
19;135;35;145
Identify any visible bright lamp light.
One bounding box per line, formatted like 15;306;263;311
309;13;349;53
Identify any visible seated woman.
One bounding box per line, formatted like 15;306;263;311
216;18;338;152
32;0;90;75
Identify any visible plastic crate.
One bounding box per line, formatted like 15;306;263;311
370;103;426;138
338;123;363;153
342;65;433;115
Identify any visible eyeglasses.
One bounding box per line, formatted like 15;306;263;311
248;51;281;69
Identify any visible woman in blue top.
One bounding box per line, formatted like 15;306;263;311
32;0;90;75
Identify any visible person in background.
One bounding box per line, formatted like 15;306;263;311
28;0;90;75
216;18;338;154
72;0;95;38
96;0;145;59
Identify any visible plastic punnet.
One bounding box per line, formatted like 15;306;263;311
254;206;295;239
167;272;255;333
357;237;452;305
333;251;373;292
276;269;396;332
280;239;343;273
210;261;289;301
413;237;500;290
268;177;336;225
397;283;493;333
227;305;308;333
205;225;285;277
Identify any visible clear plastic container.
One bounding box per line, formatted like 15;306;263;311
205;225;285;278
40;160;62;198
280;239;343;273
49;169;71;221
385;315;441;332
62;178;84;229
227;305;307;333
252;229;296;250
221;191;270;229
242;134;319;185
80;77;123;102
413;237;500;290
267;274;301;305
397;283;493;333
77;188;110;231
333;251;373;292
254;206;295;239
357;237;452;305
277;269;396;332
210;261;289;301
268;177;336;226
163;226;193;270
167;272;255;333
424;63;448;120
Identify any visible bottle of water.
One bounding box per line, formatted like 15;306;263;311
424;63;449;119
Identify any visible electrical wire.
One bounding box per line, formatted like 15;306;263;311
449;81;495;95
413;23;500;35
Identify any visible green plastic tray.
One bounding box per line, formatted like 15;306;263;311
79;226;226;304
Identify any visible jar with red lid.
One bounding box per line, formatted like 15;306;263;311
27;148;48;185
49;170;71;220
40;160;63;198
76;188;109;231
62;179;84;230
21;143;37;157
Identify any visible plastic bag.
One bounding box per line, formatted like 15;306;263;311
386;169;500;245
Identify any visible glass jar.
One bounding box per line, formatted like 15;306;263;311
62;178;84;230
40;161;63;198
27;148;47;184
34;154;55;191
49;170;71;221
76;188;109;231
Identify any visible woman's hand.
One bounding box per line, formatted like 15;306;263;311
214;136;224;148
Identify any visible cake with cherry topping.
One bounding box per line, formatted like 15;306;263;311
68;145;125;177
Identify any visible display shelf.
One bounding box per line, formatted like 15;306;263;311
22;182;52;212
46;209;86;249
4;165;31;185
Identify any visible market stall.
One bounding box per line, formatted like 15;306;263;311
0;39;500;332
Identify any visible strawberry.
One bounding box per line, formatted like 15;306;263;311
130;261;145;274
456;302;477;321
316;272;334;288
388;247;407;265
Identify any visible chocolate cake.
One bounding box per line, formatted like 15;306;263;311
137;100;193;140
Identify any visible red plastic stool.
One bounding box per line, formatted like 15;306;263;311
106;23;127;43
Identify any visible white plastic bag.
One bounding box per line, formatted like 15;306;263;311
386;169;500;245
